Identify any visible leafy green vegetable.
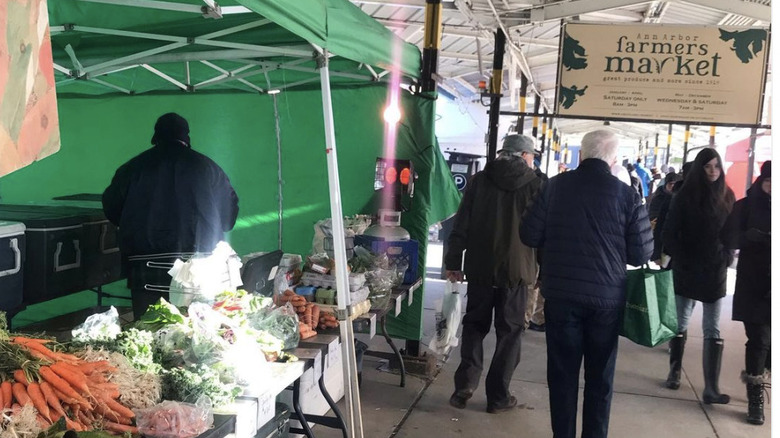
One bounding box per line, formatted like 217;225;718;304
161;364;242;408
116;328;160;373
135;299;187;332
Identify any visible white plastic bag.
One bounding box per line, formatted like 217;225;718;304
168;241;243;306
71;306;121;342
428;281;462;355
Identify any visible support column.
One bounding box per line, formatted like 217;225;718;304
486;30;506;162
709;125;716;146
666;124;673;166
654;133;659;168
516;73;528;133
420;0;443;93
682;124;691;163
746;127;758;195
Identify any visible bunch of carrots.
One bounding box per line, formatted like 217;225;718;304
1;336;138;435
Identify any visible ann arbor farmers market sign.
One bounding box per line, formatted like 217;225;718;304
555;23;770;125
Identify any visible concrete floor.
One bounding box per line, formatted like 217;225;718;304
316;243;771;438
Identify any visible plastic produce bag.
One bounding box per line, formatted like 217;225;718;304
168;242;243;306
71;306;121;342
428;281;462;355
136;397;214;438
365;268;397;311
247;302;300;350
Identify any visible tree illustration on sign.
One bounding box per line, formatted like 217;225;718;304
718;28;767;63
559;85;588;109
562;32;588;70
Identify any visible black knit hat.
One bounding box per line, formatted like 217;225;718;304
151;112;190;146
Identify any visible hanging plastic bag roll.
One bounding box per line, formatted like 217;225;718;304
428;281;462;355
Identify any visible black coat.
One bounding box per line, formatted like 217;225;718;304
724;183;771;324
648;187;674;260
444;156;541;288
520;159;654;309
103;142;239;258
662;189;735;303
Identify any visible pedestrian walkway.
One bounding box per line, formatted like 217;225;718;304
315;243;770;438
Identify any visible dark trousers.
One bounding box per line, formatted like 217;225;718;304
453;283;526;404
127;256;177;319
744;322;771;375
545;299;622;438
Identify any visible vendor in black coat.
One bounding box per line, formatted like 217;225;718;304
724;161;771;425
661;148;735;403
103;113;239;318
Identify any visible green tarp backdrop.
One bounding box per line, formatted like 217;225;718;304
1;0;460;341
2;84;461;341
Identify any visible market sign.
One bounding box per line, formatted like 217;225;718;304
0;0;61;178
555;23;770;126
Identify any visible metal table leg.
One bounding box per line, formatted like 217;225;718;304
289;378;316;438
318;375;348;438
380;314;406;387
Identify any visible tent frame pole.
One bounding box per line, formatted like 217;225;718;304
317;50;365;438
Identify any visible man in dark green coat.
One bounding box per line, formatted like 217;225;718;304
444;134;541;413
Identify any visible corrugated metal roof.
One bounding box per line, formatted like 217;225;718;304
355;0;771;138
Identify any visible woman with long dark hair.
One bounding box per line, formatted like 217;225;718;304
724;161;771;425
662;148;736;404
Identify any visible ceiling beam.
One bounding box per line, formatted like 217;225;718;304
530;0;652;22
352;0;458;9
680;0;769;22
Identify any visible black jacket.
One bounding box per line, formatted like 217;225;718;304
103;142;239;258
662;189;735;303
520;159;654;309
648;187;674;260
444;157;541;288
724;182;771;324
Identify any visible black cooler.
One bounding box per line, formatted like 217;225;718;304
0;204;123;304
0;206;86;304
0;221;26;312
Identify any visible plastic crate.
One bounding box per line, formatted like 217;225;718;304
354;236;419;284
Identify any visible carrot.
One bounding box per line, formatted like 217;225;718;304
52;387;79;405
103;421;138;434
311;304;320;330
38;367;90;408
51;362;91;395
77;410;93;429
27;383;51;422
100;395;134;419
13;370;29;386
39;382;66;418
2;381;12;409
92;400;123;423
36;414;50;428
64;416;84;432
12;382;31;406
27;350;55;363
10;336;53;344
78;361;116;375
12;339;60;361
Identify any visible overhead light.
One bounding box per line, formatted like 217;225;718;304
268;89;281;95
383;103;401;124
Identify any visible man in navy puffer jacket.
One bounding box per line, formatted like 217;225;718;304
520;130;653;438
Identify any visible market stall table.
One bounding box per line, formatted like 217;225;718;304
361;278;423;388
284;346;348;438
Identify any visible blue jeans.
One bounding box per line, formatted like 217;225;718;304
545;299;622;438
675;296;722;339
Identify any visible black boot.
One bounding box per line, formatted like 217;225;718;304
666;332;686;389
702;338;730;404
742;371;766;425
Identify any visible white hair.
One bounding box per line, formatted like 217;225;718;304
581;130;619;164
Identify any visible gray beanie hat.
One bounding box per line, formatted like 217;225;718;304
499;134;535;154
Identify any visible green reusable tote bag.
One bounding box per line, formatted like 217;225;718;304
620;265;678;347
